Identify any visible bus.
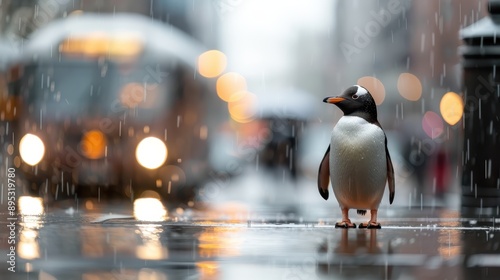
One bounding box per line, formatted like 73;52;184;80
10;13;218;205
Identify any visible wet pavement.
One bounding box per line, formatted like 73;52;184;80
1;201;499;280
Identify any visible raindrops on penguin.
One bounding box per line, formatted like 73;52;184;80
318;85;395;229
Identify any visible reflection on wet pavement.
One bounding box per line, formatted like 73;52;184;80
1;203;499;280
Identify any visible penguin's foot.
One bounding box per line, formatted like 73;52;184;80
335;220;356;228
359;222;381;229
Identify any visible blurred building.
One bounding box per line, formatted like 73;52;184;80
333;0;486;108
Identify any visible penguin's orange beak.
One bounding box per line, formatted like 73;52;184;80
323;97;345;104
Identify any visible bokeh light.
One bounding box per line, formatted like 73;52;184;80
133;198;167;222
198;50;227;78
19;134;45;166
19;196;45;216
357;76;386;105
120;83;145;108
81;130;107;159
135;137;168;169
440;91;464;125
216;72;247;102
422;111;444;139
398;73;422;101
228;91;257;123
59;33;143;58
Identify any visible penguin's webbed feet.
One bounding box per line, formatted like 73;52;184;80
335;220;356;228
359;222;381;229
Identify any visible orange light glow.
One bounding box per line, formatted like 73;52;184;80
357;76;386;105
120;83;159;109
440;92;464;125
422;111;444;139
216;72;247;102
198;50;227;78
398;73;422;101
228;91;257;123
81;130;107;159
0;95;19;121
198;227;242;258
196;261;219;279
85;200;94;210
59;33;143;58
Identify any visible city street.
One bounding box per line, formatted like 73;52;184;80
1;199;499;280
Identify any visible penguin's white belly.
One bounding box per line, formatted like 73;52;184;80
330;116;387;210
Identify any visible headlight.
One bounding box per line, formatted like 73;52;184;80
19;134;45;166
81;130;107;159
135;137;167;169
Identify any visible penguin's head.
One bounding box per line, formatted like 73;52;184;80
323;85;378;122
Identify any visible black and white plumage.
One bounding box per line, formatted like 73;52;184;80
318;85;395;229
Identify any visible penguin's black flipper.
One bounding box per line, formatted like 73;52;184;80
318;145;330;200
385;139;395;204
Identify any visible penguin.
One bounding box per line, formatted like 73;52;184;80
318;85;395;229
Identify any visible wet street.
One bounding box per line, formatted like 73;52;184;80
1;200;499;280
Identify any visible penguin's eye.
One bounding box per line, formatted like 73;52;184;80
352;94;359;99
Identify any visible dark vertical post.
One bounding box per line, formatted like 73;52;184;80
460;0;500;214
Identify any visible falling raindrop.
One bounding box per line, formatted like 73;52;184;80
420;34;426;53
409;192;412;209
432;177;436;194
255;154;259;171
39;109;43;129
130;180;134;202
478;99;482;120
